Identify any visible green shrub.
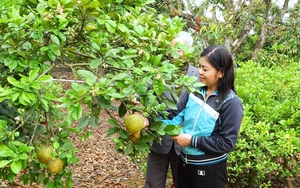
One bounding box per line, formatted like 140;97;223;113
228;61;300;187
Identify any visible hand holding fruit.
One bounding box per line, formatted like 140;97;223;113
125;114;145;133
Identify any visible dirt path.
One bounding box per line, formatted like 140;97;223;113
70;112;146;188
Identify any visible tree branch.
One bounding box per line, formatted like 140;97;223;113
250;0;272;60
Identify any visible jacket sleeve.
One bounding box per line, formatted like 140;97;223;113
191;96;244;154
161;107;185;126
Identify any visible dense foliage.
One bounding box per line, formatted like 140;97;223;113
230;61;300;187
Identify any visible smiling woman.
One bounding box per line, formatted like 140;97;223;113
143;45;244;188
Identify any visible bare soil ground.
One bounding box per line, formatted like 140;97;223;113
67;112;147;188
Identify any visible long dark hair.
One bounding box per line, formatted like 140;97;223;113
200;45;235;103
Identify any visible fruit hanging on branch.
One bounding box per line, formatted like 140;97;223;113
124;114;145;134
129;132;142;143
36;145;53;164
47;158;64;173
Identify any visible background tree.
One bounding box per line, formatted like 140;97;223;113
163;0;300;62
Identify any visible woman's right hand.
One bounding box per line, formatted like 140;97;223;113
134;112;149;127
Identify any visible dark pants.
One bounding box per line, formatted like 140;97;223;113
144;145;179;188
177;159;227;188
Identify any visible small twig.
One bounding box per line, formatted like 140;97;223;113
39;63;56;77
104;109;124;126
67;50;96;59
30;120;40;145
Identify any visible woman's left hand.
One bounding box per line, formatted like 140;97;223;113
172;134;192;146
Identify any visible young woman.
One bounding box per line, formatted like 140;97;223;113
145;45;244;188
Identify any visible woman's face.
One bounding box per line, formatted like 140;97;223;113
198;57;223;90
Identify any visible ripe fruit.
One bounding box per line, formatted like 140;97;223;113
37;145;53;164
129;132;142;143
47;158;63;173
125;114;144;134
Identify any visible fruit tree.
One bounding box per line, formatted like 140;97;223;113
0;0;199;187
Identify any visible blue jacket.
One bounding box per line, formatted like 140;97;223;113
149;63;199;155
161;87;244;165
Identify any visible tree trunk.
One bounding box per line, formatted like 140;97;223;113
250;0;272;60
283;158;294;188
248;168;255;188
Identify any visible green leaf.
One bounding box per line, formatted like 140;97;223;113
0;160;11;168
106;127;120;137
48;44;60;56
50;34;60;45
118;102;127;117
113;73;130;81
11;161;22;174
21;92;31;104
92;42;100;51
36;75;52;82
22;41;32;50
149;121;165;131
108;92;125;98
153;79;164;95
119;129;128;138
58;18;69;30
105;22;115;33
164;124;182;136
146;0;156;4
40;98;49;112
37;172;46;184
153;54;162;66
106;20;117;28
66;179;73;188
7;77;24;88
162;98;177;110
12;92;20;102
70;105;82;120
47;50;56;61
107;118;119;126
140;134;154;143
35;124;46;134
31;82;41;89
124;144;133;154
78;70;97;85
135;142;149;150
134;25;144;36
78;115;89;129
45;181;54;188
53;141;60;149
105;49;119;58
60;140;72;151
141;66;155;73
89;115;99;128
133;67;144;75
97;95;111;109
117;23;128;33
90;59;102;69
86;0;100;8
44;93;57;100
